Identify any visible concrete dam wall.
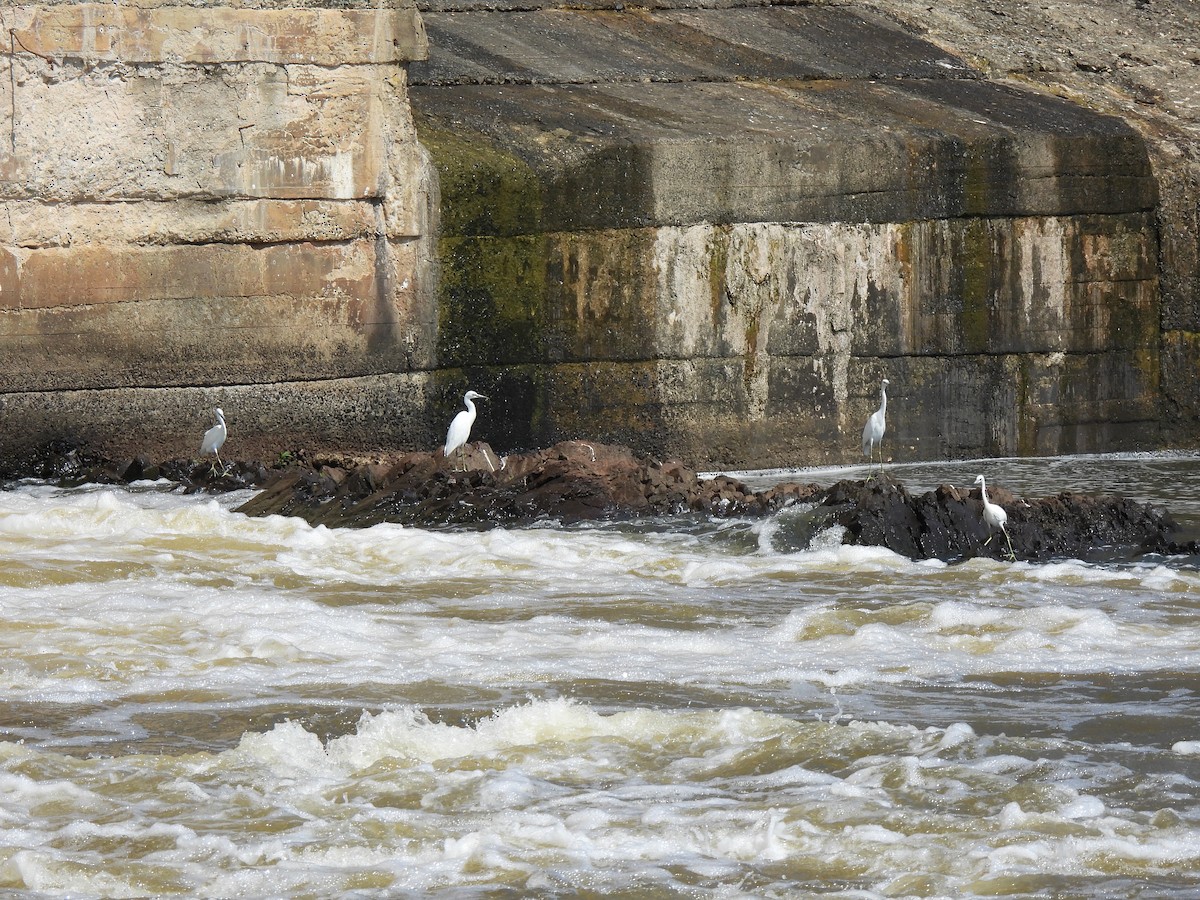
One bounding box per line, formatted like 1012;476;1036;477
1;0;1197;471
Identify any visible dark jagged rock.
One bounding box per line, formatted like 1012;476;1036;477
235;441;732;528
808;475;1194;562
6;439;271;494
230;442;1196;562
6;440;1194;563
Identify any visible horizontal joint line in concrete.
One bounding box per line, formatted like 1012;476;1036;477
0;372;432;398
0;317;416;332
409;73;982;88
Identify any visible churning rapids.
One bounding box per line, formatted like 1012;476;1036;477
1;453;1199;899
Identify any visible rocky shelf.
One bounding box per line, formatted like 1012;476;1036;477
14;439;1193;564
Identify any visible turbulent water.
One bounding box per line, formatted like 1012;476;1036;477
1;453;1199;898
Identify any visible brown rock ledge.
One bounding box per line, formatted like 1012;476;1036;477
8;440;1194;563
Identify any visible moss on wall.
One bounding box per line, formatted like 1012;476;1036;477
417;125;543;239
707;226;731;325
960;218;994;354
437;235;549;367
415;108;1163;464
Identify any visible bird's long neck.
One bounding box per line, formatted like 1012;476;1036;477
215;412;225;427
978;477;988;503
879;383;887;415
463;396;476;417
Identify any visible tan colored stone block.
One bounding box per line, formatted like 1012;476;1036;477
1;200;381;248
2;59;419;204
0;247;18;311
0;235;432;392
15;242;376;308
207;65;396;199
2;292;413;391
4;4;427;65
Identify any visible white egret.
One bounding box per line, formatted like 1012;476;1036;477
974;473;1015;561
200;407;227;474
444;390;488;470
861;377;890;477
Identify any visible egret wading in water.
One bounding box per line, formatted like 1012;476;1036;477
861;377;890;478
200;407;227;475
974;473;1016;561
444;390;488;471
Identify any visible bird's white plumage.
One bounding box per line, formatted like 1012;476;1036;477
974;473;1015;559
975;474;1007;530
861;378;889;466
200;407;227;457
444;390;487;458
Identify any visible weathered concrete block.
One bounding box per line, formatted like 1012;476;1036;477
0;373;439;466
0;199;382;248
2;60;415;203
413;77;1156;231
409;5;1171;467
2;0;1196;472
0;0;435;470
2;237;433;391
1157;330;1200;443
4;4;426;65
416;212;1162;464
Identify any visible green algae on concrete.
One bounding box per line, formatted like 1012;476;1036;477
418;123;552;369
1161;331;1200;445
417;125;543;238
707;226;731;327
959;218;996;355
437;234;550;368
545;228;660;362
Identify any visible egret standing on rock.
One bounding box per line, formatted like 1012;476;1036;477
861;377;890;478
444;390;488;470
974;473;1015;561
200;407;227;475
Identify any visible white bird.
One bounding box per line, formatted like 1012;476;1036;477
200;407;227;474
974;473;1015;561
444;390;487;469
861;377;890;477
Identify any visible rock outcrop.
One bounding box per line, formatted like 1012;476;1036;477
227;442;1193;562
233;440;823;527
10;439;1193;561
17;440;271;495
791;476;1193;562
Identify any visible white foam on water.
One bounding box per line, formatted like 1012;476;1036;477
2;487;1196;703
4;484;1195;596
3;469;1200;897
4;701;1197;897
